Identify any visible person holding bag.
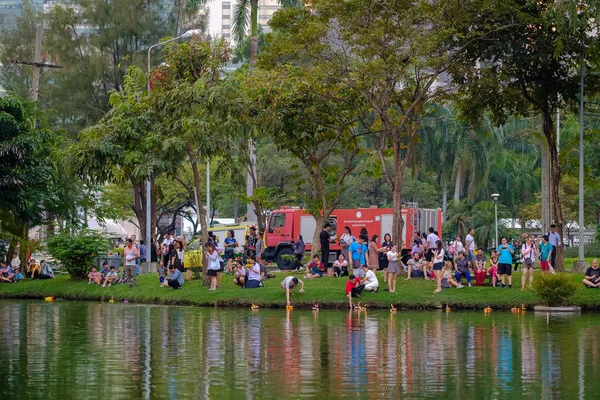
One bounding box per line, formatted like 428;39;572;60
521;235;536;290
206;242;221;291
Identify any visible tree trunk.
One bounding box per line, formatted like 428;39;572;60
540;138;552;233
442;180;448;222
542;113;565;272
189;153;209;285
392;141;406;249
249;0;259;67
453;164;463;205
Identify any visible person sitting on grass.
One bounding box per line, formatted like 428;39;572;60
281;276;304;305
88;266;102;285
116;268;128;285
244;255;262;289
583;259;600;288
405;252;426;280
0;263;14;283
360;265;379;292
333;254;349;277
157;260;166;287
161;265;184;289
100;261;110;281
102;266;118;287
473;249;487;287
233;260;247;287
26;259;40;279
39;260;54;279
442;261;463;289
454;251;472;287
305;255;326;279
345;274;364;308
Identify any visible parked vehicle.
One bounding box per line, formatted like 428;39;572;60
262;206;443;269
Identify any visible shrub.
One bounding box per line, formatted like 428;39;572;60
531;273;578;307
46;230;111;279
564;241;600;258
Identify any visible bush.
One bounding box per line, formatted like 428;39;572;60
564;241;600;258
46;230;111;279
531;273;578;307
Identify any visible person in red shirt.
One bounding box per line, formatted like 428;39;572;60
345;274;365;308
305;255;326;279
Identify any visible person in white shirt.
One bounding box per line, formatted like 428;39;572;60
360;265;379;292
465;228;476;266
161;233;174;267
333;254;349;277
426;227;440;250
548;224;561;267
280;276;304;305
452;236;465;255
245;255;262;289
386;244;400;293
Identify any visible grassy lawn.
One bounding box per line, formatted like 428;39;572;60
1;271;599;310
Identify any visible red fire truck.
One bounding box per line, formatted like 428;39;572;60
263;205;443;269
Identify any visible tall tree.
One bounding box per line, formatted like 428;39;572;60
452;0;600;271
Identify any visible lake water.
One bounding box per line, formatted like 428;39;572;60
0;300;598;399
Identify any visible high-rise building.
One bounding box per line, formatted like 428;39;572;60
221;1;231;40
208;0;283;43
0;0;43;27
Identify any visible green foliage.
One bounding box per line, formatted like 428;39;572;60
564;243;600;259
532;273;579;307
46;230;111;279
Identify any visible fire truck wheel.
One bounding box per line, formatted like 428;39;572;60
276;247;295;270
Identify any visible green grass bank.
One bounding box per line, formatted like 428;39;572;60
1;272;600;310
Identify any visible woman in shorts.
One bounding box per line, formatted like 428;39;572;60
432;240;445;293
520;235;536;290
496;237;515;289
206;242;221;291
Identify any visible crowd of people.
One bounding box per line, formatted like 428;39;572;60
0;252;54;283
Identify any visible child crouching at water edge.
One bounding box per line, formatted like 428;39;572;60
281;276;304;305
442;261;463;289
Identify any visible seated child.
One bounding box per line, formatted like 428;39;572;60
157;260;166;286
333;254;349;277
102;266;118;287
305;255;326;279
345;274;364;308
233;260;247;287
116;269;128;285
442;261;463;289
13;267;24;282
88;267;102;285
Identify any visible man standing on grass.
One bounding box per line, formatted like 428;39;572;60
124;238;140;288
548;224;561;269
139;239;147;274
320;223;336;276
162;233;173;268
465;228;476;266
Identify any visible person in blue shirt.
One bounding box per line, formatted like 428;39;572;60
349;235;369;278
537;235;553;273
224;230;237;274
162;265;184;289
497;237;515;288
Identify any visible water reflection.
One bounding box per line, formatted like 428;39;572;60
1;301;599;399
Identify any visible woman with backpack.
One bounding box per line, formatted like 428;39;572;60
520;235;536;290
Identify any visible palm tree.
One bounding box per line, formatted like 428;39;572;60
471;201;508;250
443;200;472;240
231;0;302;66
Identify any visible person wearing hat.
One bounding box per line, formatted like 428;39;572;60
102;266;118;287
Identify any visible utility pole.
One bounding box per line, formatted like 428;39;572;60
12;24;63;102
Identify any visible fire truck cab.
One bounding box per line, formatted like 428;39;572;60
262;205;443;270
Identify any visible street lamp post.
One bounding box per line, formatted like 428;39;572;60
491;194;500;248
146;29;200;247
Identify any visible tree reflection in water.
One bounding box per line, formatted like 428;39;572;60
0;301;597;399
